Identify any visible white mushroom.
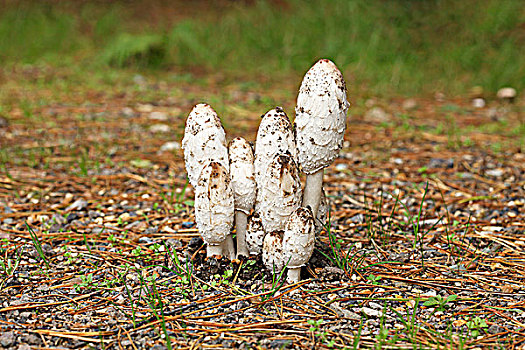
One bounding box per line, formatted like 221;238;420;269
283;206;315;283
262;230;284;274
182;104;229;188
246;212;265;255
258;153;302;233
497;87;517;103
295;59;350;216
228;137;257;257
194;161;235;258
254;107;297;211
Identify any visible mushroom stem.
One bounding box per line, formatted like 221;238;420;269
207;244;223;258
287;267;301;283
222;234;236;260
235;211;249;258
302;169;324;217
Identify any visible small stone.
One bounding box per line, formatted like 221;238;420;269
364;107;390;123
434;92;445;102
137;104;154;113
160;141;181;152
0;116;8;128
365;98;376;108
150;124;170;133
0;332;15;347
486;169;503;177
472;98;485;108
335;163;348;171
66;199;88;212
120;107;136;118
17;344;31;350
133;75;146;85
149;111;168;121
497;87;517;102
402;99;418;111
362;307;381;317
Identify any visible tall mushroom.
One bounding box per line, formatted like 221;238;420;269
182;104;234;258
182;103;229;188
254;107;297;212
194;162;235;258
283;206;315;283
228;137;257;257
258;153;302;233
295;59;350;216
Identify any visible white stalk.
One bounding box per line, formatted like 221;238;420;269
302;169;324;217
222;234;236;260
287;268;301;283
235;211;249;257
207;244;222;258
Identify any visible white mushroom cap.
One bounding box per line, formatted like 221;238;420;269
283;206;315;269
262;230;285;273
254;107;297;201
258;153;302;233
182;104;229;187
194;161;234;246
246;212;265;255
295;59;350;174
497;87;517;101
229;137;256;214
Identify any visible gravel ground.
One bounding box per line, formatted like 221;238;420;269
0;79;524;348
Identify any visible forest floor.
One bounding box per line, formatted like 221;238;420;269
0;66;524;349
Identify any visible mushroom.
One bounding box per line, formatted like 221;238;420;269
262;230;285;274
194;161;235;258
228;137;257;257
246;212;265;255
282;206;315;283
254;107;297;211
497;87;517;104
182;104;234;258
182;103;229;188
258;153;302;233
295;59;350;217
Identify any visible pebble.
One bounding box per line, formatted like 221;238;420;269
66;199;88;211
487;169;505;177
472;98;485;108
150;124;170;133
137;103;154;113
149;111;168;121
402;99;418;111
160;141;181;152
0;116;8;128
120;107;136;118
0;332;15;347
364;107;391;123
362;307;381;317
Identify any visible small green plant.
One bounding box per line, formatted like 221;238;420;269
423;294;458;313
466;316;488;338
26;222;50;269
308;319;335;347
74;273;94;292
0;250;21;287
367;274;382;285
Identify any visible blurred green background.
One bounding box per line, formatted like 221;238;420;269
0;0;524;96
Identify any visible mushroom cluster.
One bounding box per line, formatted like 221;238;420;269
181;59;349;283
